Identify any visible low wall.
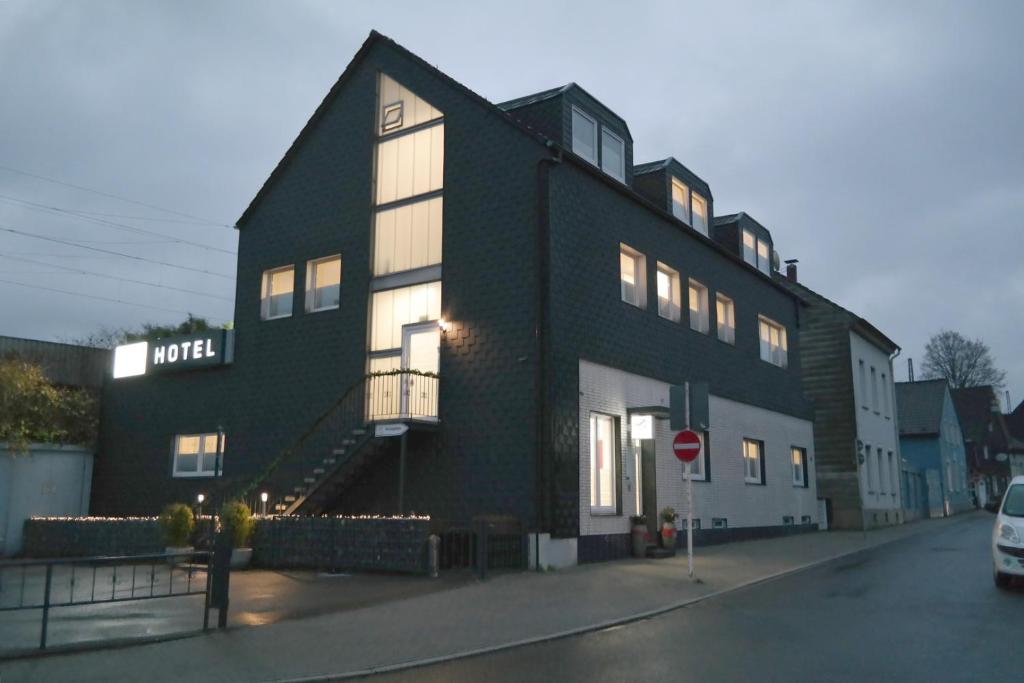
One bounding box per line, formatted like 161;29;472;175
22;517;162;558
252;516;431;574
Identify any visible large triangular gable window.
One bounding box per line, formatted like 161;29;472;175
378;73;443;135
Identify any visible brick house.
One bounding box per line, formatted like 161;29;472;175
94;31;818;564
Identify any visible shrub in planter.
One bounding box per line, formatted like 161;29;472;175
219;500;255;569
629;514;650;557
660;507;678;551
159;503;195;563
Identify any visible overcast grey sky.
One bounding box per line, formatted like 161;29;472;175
1;1;1021;401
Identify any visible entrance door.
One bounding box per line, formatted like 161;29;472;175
640;440;658;539
400;322;439;419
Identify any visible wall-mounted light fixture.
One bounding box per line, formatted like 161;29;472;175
260;491;269;517
438;318;451;333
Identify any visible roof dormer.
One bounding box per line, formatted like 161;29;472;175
713;212;777;275
632;158;714;237
499;83;633;185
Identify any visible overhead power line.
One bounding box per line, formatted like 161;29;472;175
0;224;235;280
0;253;235;302
0;277;221;318
0;194;237;254
0;164;232;227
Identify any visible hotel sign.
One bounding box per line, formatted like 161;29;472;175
113;330;235;379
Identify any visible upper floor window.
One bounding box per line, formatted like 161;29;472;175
692;192;708;236
671;178;690;223
656;262;681;322
881;372;890;416
743;438;764;485
375;125;445;205
870;366;879;412
742;230;756;266
688;279;709;333
369;281;442;352
378;73;442;136
858;360;867;408
261;265;294;320
305;255;341;313
572;107;598;166
620;243;646;308
758;316;788;367
756;238;771;274
173;433;223;478
716;293;735;344
601;129;625;182
373;196;443;276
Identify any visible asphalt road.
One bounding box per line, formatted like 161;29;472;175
359;514;1021;682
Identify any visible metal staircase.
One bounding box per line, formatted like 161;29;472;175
238;369;439;516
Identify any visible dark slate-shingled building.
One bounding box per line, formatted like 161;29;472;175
94;31;819;565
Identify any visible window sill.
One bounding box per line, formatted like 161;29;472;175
620;298;646;310
657;313;682;324
744;480;764;486
589;508;619;517
172;472;218;478
261;314;292;322
306;305;340;314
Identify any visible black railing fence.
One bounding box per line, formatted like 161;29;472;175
439;518;527;579
0;551;213;651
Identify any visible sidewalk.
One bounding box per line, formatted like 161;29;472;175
0;514;975;683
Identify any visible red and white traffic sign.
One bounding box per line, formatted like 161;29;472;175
673;429;701;463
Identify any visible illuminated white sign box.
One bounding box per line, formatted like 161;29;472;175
113;330;234;379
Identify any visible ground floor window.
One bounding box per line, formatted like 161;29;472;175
791;447;808;487
173;433;224;478
743;438;764;485
685;431;710;481
590;413;618;514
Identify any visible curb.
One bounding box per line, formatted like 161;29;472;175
266;518;958;683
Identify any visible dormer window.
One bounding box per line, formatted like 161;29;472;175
692;192;708;236
742;229;772;274
756;239;771;274
571;107;598;166
671;178;690;223
601;129;625;182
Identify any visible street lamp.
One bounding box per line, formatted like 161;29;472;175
197;493;205;521
260;491;269;517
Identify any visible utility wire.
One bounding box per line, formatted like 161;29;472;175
0;194;237;254
0;253;235;302
0;277;221;318
0;164;232;227
0;224;235;280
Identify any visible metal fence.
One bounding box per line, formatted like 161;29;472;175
0;551;213;651
439;518;527;579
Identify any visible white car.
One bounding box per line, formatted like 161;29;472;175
993;475;1024;588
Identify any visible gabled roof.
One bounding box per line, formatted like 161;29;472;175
895;379;949;436
774;276;900;354
951;386;1002;444
1007;400;1024;441
633;157;712;198
237;30;551;228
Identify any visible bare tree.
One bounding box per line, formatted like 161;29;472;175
921;330;1006;389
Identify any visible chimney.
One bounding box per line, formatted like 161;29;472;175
784;259;799;283
908;358;914;382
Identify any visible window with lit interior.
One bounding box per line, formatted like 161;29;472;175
590;413;618;514
620;244;646;308
688;279;709;333
742;230;757;267
305;255;341;313
656;262;681;322
756;238;771;274
173;433;223;478
743;438;764;485
758;316;788;367
671;178;690;223
261;266;294;320
716;293;735;344
691;192;708;236
792;447;807;487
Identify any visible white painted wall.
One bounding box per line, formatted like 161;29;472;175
578;360;817;539
0;444;93;556
849;332;903;518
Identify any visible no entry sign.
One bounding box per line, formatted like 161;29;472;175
673;429;701;463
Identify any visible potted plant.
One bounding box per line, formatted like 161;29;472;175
219;499;255;569
660;507;678;553
629;514;650;557
159;503;195;564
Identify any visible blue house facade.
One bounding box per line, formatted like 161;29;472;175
895;380;972;518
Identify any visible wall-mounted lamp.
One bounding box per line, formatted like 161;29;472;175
260;491;269;517
197;493;205;504
438;318;451;333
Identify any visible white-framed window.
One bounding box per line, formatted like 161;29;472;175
305;255;341;313
601;129;625;182
882;372;890;417
685;431;710;482
656;262;681;322
261;265;294;320
716;293;735;344
590;413;618;514
172;433;223;478
865;442;874;493
692;192;708;236
743;438;764;485
369;281;442;351
890;451;898;498
620;243;646;308
758;316;788;367
742;230;756;267
671;177;690;223
792;447;807;487
756;238;771;274
375;124;445;205
571;107;598;165
373;196;443;276
378;73;442;136
870;366;879;412
858;360;868;409
877;447;886;494
688;279;709;333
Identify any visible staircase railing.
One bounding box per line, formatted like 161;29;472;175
237;369;439;506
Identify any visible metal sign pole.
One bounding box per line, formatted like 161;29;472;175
685;382;694;580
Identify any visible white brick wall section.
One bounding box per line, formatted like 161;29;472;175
579;359;817;537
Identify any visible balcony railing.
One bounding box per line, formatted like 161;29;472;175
366;370;439;422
